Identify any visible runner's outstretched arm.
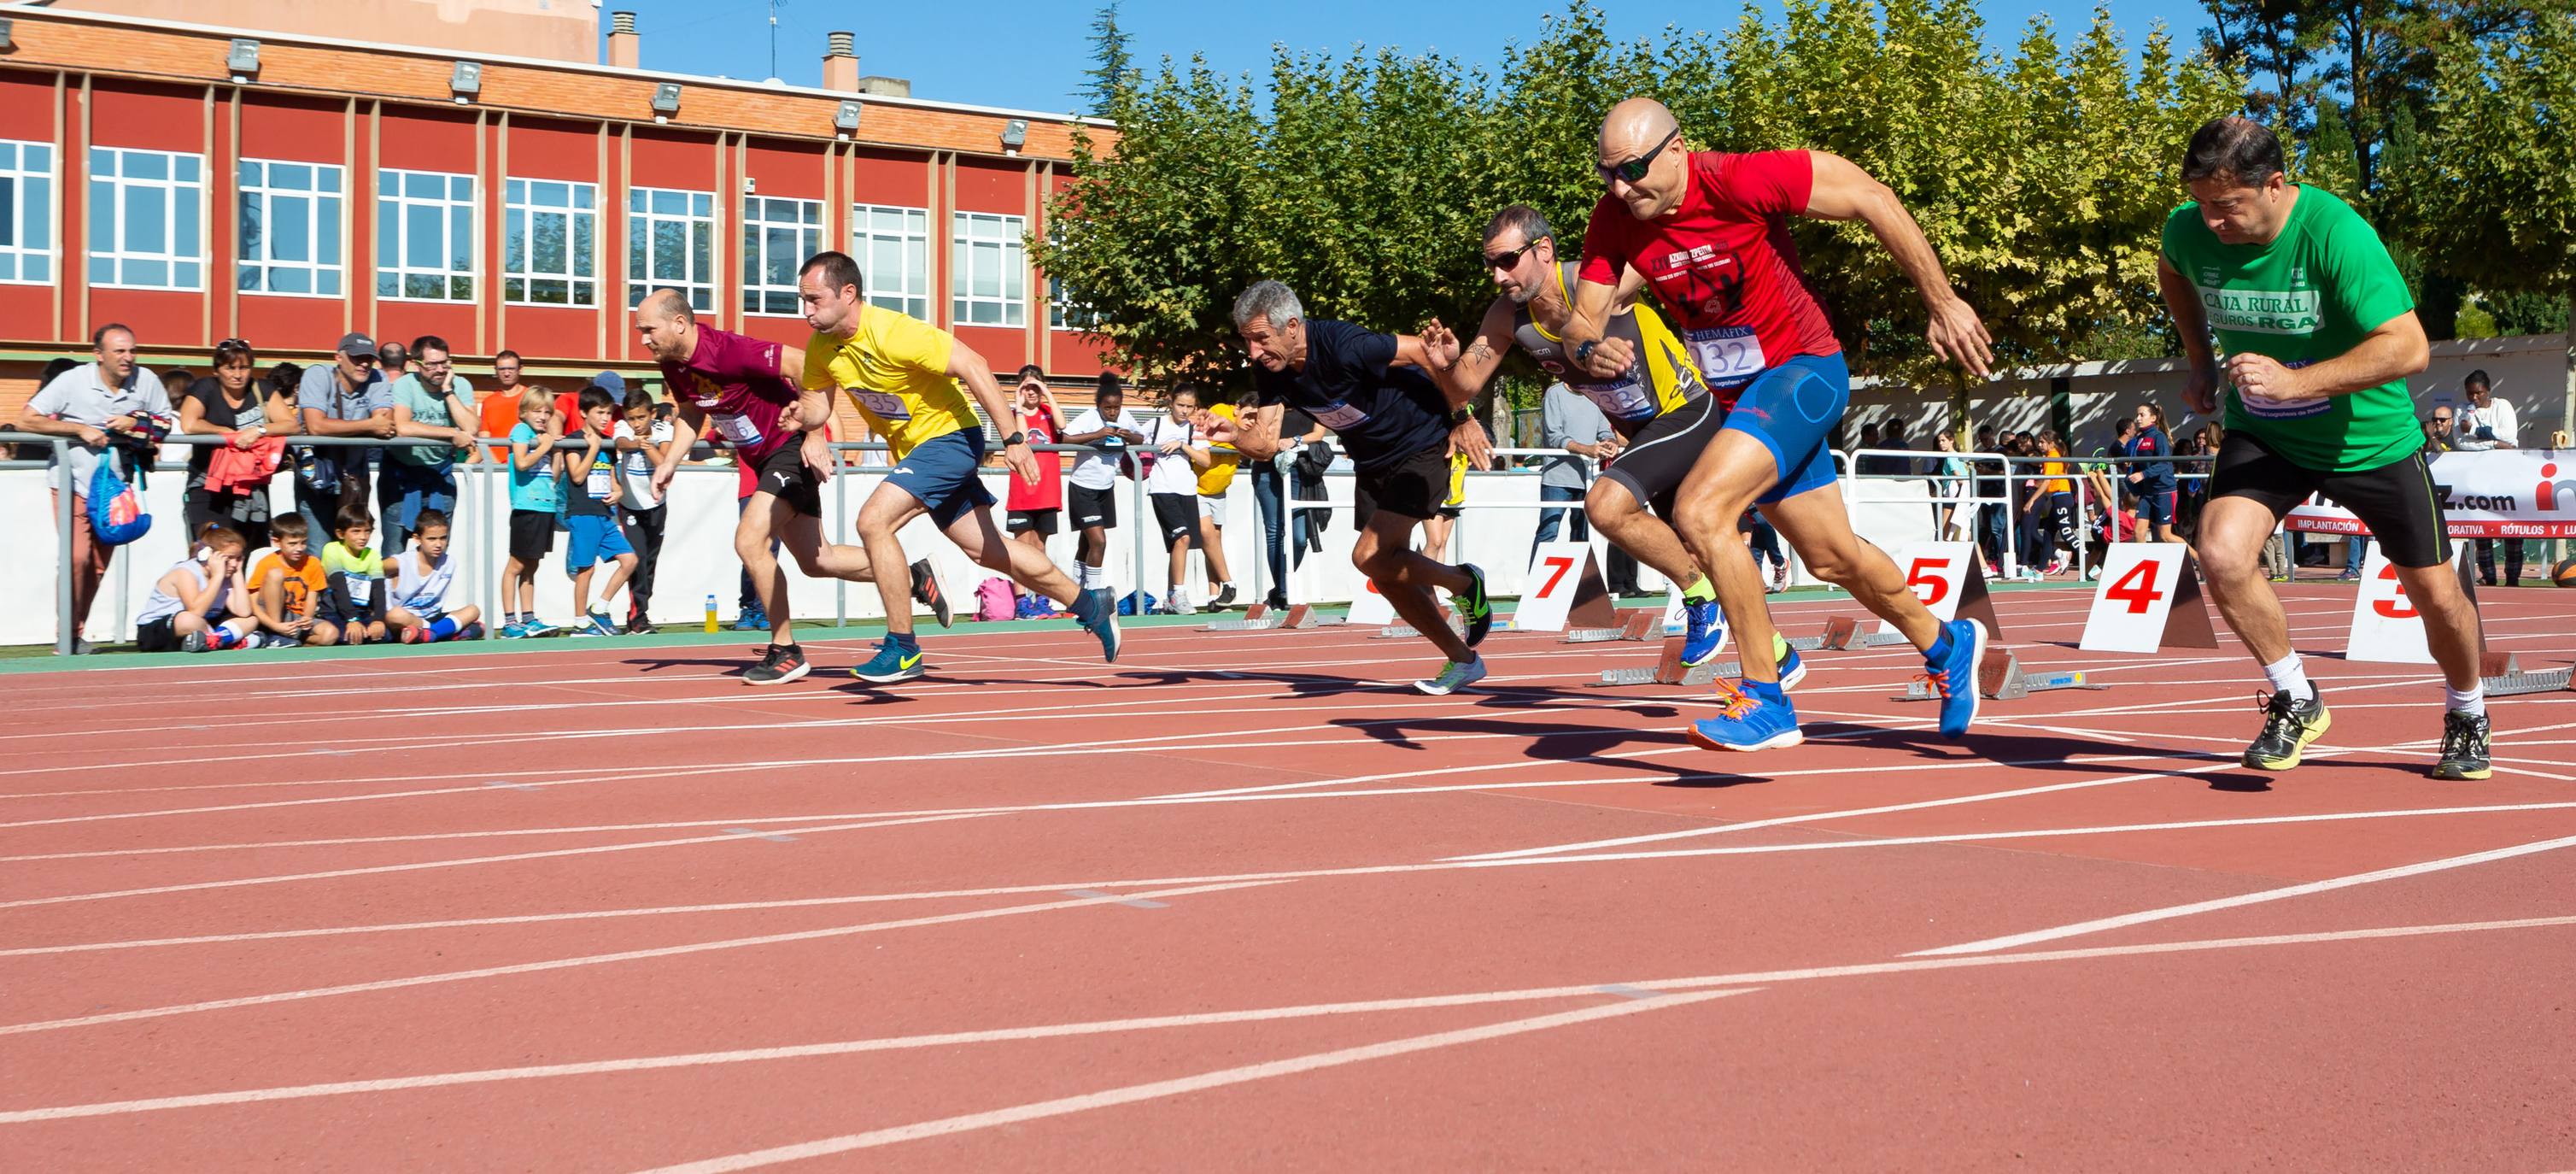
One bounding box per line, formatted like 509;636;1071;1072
2225;313;2427;405
943;340;1038;486
1232;403;1286;461
1800;150;1993;380
2155;259;2222;416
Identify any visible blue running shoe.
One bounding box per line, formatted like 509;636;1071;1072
1777;639;1809;690
852;637;926;684
1074;587;1121;663
1686;679;1803;752
499;620;529;640
732;606;768;632
1680;598;1724;666
1923;618;1988;738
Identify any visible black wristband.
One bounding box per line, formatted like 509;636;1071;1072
1574;338;1597;366
1004;432;1027;447
1449;408;1474;426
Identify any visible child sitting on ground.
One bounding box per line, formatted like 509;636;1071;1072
319;504;390;644
137;525;260;652
559;384;639;637
504;390;573;637
249;512;339;647
386;508;487;643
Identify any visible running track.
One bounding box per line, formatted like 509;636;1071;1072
3;583;2573;1171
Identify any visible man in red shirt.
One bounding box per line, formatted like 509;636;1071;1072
1566;96;1997;752
1003;364;1068;566
635;289;911;685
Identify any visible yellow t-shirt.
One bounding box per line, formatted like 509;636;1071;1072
2041;456;2070;495
1194;402;1242;496
799;305;975;460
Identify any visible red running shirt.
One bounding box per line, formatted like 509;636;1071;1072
658;326;802;497
1007;403;1064;512
1579;150;1841;390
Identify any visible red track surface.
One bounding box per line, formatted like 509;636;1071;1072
3;583;2573;1171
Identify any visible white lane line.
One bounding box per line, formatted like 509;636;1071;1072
628;991;1752;1173
8;913;2571;1126
0;880;1285;1038
1908;831;2576;957
15;797;2576;959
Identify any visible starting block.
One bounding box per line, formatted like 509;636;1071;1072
1818;615;1912;651
1902;648;2101;701
2485;661;2575;698
1203;614;1284;632
1563;608;1664;644
1279;604;1345;629
1596;637;1715;687
1377;609;1466;640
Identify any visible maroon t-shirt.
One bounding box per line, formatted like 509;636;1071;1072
1007;403;1064;512
659;326;801;497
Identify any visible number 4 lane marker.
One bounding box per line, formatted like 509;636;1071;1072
2079;543;2219;655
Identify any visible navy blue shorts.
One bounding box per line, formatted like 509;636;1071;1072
1724;353;1848;505
2138;487;2177;528
564;513;633;572
885;430;998;530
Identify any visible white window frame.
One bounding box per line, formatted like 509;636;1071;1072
741;196;821;317
87;146;205;291
950;211;1027;328
236;157;343;299
0;139;56;286
376;167;478;303
502;177;598;307
627;185;717;313
851;203;929;320
1049;275;1103;332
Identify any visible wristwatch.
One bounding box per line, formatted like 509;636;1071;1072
1003;432;1027;447
1573;338;1597;367
1449;407;1474;426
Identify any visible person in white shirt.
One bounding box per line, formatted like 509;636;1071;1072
1057;374;1146;596
2452;370;2526;585
1139;386;1214;613
612;388;677;631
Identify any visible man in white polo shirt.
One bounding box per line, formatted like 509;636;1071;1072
15;323;173;653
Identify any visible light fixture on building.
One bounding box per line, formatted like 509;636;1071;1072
1001;119;1027;155
225;38;261;83
449;61;483;103
651;82;682;124
834;100;862;141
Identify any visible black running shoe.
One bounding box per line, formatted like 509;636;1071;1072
1209;584;1238;610
911;559;952;628
1457;563;1493;648
2432;710;2492;780
2243;685;2331;771
742;642;810;687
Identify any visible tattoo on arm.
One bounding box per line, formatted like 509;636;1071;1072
1466;339;1496;366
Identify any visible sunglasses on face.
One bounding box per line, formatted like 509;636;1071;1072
1482;238;1546;271
1599;128;1679;185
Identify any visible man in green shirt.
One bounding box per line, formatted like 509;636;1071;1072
2156;116;2489;780
383;333;483;551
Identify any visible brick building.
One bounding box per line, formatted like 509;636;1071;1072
0;3;1115;436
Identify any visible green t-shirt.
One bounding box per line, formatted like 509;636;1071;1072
2161;185;2417;473
389;373;472;467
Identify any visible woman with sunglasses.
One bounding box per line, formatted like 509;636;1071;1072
176;338;299;550
1559;96;1998;754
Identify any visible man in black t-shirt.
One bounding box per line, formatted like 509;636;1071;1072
1228;279;1496;696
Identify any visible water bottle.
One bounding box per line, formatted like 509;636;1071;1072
703;593;718;633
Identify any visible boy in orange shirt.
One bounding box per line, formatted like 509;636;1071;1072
249;512;339;646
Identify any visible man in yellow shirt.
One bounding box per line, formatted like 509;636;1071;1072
794;250;1119;682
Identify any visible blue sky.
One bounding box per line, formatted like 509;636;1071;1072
607;0;2217;114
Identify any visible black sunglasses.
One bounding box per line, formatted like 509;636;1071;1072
1599;127;1679;185
1481;237;1548;270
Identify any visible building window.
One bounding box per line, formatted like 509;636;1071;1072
852;203;928;320
87;147;203;291
627;186;715;312
503;178;597;307
237;159;343;297
0;140;54;285
378;168;477;302
951;211;1027;327
741;196;820;316
1049;276;1101;332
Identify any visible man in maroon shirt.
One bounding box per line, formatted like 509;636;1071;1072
636;289;927;685
1564;96;1998;751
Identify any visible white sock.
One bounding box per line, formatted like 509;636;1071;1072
1076;563;1098;590
2261;653;2310;699
2444;683;2486;718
